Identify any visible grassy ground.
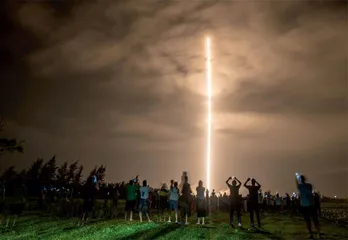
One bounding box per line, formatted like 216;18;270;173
0;211;347;240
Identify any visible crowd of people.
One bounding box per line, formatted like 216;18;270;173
0;172;323;239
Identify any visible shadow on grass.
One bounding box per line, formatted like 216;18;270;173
242;227;284;240
117;223;181;240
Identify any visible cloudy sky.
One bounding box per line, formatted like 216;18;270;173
1;1;346;196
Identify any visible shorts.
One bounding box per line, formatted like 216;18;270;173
302;206;319;223
125;200;136;211
139;198;149;213
169;200;178;211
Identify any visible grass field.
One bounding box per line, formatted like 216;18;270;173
1;211;347;240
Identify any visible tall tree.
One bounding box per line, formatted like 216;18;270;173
57;161;68;187
74;165;83;186
89;166;97;178
67;161;78;184
26;158;43;180
26;158;44;196
0;117;24;156
96;165;106;183
40;156;57;187
0;166;17;183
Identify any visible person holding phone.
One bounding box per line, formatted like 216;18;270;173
139;180;151;222
79;175;98;226
125;179;138;221
296;174;322;239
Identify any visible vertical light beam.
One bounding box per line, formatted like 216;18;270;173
205;37;212;191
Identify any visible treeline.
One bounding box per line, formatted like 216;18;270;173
0;156;111;198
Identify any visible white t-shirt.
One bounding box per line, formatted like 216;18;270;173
169;187;179;201
140;186;149;200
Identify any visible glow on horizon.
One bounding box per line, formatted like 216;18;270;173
205;36;212;191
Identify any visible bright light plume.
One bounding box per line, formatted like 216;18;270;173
205;37;212;191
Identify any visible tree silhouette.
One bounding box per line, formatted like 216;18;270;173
57;161;68;188
26;158;44;196
39;156;57;187
96;165;106;183
88;165;106;183
0;166;17;183
67;161;78;184
0;117;24;156
74;165;83;186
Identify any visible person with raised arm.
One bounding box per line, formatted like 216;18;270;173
296;174;322;239
125;179;138;222
139;180;151;222
226;176;242;227
244;178;261;228
79;175;99;226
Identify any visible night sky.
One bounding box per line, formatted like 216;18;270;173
1;1;347;197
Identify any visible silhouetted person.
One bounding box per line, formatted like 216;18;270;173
0;182;5;225
244;178;261;228
313;191;321;217
296;175;322;239
168;181;179;223
159;183;169;222
111;186;119;219
275;193;281;214
226;176;242;227
139;180;151;222
196;180;206;225
7;183;26;228
181;176;192;224
79;175;98;226
125;179;138;221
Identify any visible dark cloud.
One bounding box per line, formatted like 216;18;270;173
0;0;346;197
217;78;347;115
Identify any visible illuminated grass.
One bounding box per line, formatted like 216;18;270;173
0;212;347;240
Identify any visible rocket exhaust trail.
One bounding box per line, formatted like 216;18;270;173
205;37;212;191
